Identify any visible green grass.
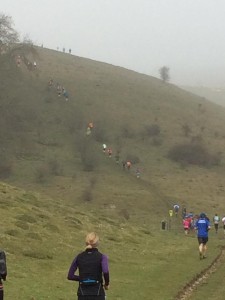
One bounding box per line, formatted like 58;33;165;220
0;182;224;299
1;45;225;299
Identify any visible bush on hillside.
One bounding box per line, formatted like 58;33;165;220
182;124;192;137
145;124;161;137
168;143;221;167
92;126;109;143
48;158;63;176
0;159;13;179
81;177;97;202
82;188;93;202
66;110;84;133
81;151;97;171
121;125;135;139
151;137;163;146
76;135;98;171
35;165;51;183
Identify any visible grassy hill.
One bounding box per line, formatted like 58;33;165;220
1;45;225;299
1;181;225;300
2;45;225;213
181;85;225;107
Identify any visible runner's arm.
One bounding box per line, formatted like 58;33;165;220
67;256;80;281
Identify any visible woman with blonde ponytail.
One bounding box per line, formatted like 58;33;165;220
67;232;110;300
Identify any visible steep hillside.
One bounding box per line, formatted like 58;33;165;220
181;85;225;107
1;45;225;300
1;45;225;219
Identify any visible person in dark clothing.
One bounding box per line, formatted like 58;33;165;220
0;268;6;300
0;250;7;300
67;232;110;300
0;280;3;300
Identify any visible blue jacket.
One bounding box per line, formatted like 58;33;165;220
195;218;210;237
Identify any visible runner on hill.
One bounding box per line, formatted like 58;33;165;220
183;217;190;235
115;151;120;164
173;204;180;217
182;206;187;219
102;144;107;153
107;148;112;158
195;213;211;260
0;249;7;300
222;216;225;234
135;168;141;178
63;89;69;101
86;127;91;136
88;122;94;130
67;232;110;300
126;161;131;170
213;213;220;234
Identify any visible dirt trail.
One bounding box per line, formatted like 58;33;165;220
175;246;225;300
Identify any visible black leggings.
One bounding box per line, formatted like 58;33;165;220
0;281;3;300
78;297;105;300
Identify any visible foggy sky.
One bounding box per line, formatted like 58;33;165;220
1;0;225;87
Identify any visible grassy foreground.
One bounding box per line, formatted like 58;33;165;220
1;182;224;300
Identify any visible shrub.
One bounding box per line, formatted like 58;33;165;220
0;159;13;179
82;188;93;202
151;137;163;146
48;158;63;176
76;135;98;171
145;124;161;137
168;143;221;167
121;125;135;138
92;126;108;143
81;177;97;202
182;124;191;137
35;165;51;183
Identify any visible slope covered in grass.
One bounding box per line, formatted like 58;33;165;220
1;44;225;219
1;181;224;300
1;44;225;299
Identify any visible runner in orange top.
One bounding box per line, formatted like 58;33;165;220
88;122;94;129
126;161;131;170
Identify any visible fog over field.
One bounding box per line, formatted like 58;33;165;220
2;0;225;86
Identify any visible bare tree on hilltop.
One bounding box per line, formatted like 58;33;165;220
0;13;19;52
159;66;170;82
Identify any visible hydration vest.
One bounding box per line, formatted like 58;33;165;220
77;249;104;296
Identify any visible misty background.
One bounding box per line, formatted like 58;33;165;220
1;0;225;87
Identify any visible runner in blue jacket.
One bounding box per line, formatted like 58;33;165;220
195;213;211;260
